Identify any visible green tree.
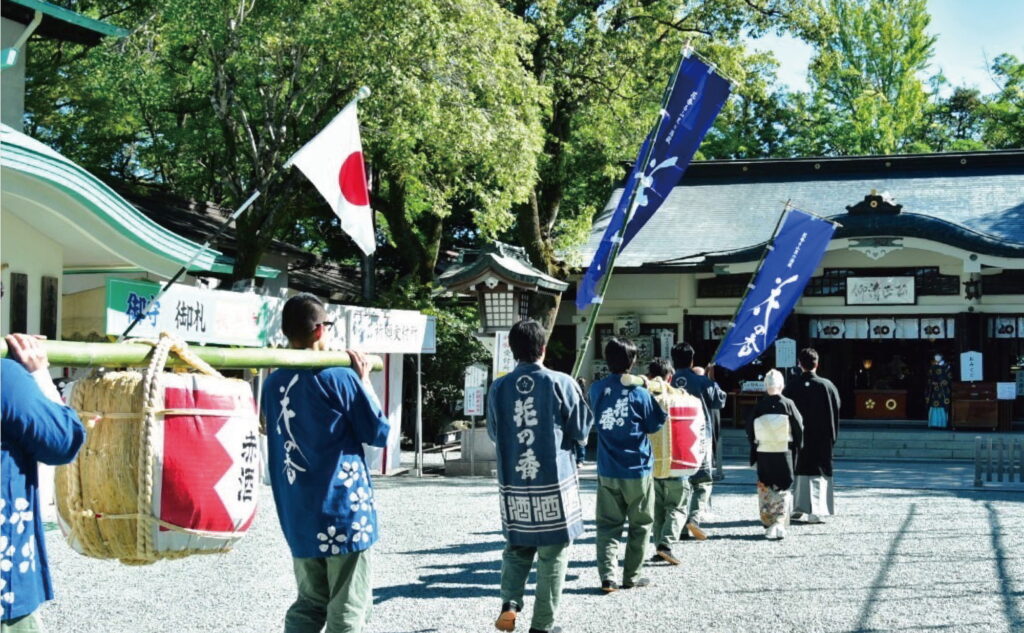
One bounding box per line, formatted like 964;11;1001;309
25;0;544;284
501;0;824;329
700;48;800;159
917;83;987;153
798;0;936;155
982;54;1024;149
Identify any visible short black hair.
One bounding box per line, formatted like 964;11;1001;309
671;342;695;368
647;358;674;379
605;337;637;374
508;319;546;362
798;347;819;370
282;293;328;345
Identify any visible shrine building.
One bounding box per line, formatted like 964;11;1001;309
556;150;1024;429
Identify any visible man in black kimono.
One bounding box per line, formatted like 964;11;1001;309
783;348;841;523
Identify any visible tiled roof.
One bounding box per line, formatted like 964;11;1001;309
579;151;1024;268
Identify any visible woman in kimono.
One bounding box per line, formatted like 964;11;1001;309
746;370;803;540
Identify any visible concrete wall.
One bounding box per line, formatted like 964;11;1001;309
1;211;64;337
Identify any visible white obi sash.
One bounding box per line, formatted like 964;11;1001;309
754;413;791;453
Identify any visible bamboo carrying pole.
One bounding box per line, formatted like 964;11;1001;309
0;339;384;371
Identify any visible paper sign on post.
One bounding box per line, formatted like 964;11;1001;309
775;338;796;368
464;386;486;416
960;351;983;382
493;331;516;379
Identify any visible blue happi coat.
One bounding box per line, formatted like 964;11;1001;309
487;362;593;547
590;375;666;479
1;360;85;622
261;367;389;559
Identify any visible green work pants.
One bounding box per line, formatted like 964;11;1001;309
684;479;713;525
1;613;42;633
653;477;687;546
499;542;571;631
595;475;654;585
285;550;372;633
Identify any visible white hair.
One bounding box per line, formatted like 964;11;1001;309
764;369;785;395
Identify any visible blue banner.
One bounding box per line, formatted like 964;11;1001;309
714;209;836;371
577;55;731;310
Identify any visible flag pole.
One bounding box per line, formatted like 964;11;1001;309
283;86;371;170
570;47;692;379
118;190;262;341
120;85;374;342
709;200;793;365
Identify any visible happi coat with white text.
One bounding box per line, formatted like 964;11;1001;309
487;362;593;547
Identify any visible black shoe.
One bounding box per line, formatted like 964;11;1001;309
679;528;691;541
601;579;619;593
529;628;563;633
622;577;651;589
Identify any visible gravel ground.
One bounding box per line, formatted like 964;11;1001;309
39;460;1024;633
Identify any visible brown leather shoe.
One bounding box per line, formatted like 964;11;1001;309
495;602;519;631
686;522;708;541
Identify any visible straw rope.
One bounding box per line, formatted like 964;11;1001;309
56;333;254;565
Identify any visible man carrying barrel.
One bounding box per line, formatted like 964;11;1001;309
261;294;389;633
2;334;85;632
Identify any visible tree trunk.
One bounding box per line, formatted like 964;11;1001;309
529;292;562;335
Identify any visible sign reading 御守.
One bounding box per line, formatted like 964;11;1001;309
846;277;915;305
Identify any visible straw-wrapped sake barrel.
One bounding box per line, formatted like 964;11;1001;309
55;336;259;565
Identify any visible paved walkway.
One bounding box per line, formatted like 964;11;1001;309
38;458;1024;633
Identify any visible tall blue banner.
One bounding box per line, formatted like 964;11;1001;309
714;209;836;371
576;55;731;310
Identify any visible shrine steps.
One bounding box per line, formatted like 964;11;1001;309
720;424;1022;462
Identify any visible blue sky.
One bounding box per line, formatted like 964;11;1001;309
749;0;1024;94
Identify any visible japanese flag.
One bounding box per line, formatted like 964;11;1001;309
286;103;375;254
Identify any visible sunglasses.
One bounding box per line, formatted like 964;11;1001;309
314;320;336;331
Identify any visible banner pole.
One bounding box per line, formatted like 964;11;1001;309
570;52;690;379
710;201;792;365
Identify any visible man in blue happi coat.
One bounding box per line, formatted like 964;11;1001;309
2;334;85;632
261;294;390;633
670;342;727;540
487;319;593;633
590;337;666;592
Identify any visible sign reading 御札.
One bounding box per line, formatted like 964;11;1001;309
107;280;437;353
106;279;283;347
